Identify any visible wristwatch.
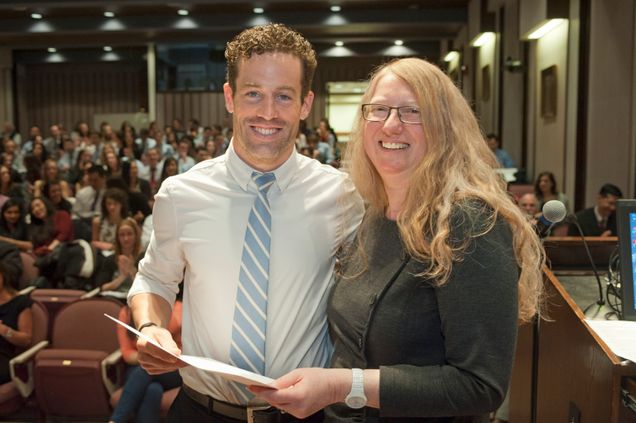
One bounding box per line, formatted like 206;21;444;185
5;328;13;338
344;368;367;409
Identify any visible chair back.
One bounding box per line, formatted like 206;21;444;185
51;297;123;352
30;301;49;345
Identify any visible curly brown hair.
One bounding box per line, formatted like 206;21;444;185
224;23;317;99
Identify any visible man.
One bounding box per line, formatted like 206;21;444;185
138;148;163;195
72;165;106;221
128;23;364;422
486;133;515;168
518;192;539;218
44;123;63;158
568;183;623;237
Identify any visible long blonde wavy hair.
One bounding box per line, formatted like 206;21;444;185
344;58;544;322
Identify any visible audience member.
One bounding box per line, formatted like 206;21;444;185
0;260;33;384
0;199;31;252
176;137;195;173
122;160;152;201
158;157;178;191
34;158;73;199
73;165;106;221
109;300;182;423
91;187;129;251
41;181;73;214
568;183;623;237
534;171;570;212
28;196;73;257
106;177;151;226
139;148;162;195
486;133;515;168
518;192;539;218
0;165;25;201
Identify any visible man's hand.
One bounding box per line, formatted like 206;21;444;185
136;325;186;374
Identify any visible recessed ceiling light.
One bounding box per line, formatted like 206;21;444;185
104;11;115;18
335;41;344;47
103;46;113;52
177;9;189;16
330;5;341;12
394;40;404;46
253;7;264;14
47;47;56;53
31;13;43;19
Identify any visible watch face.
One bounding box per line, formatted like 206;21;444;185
345;396;366;409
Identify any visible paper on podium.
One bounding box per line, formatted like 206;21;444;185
586;319;636;363
104;314;276;388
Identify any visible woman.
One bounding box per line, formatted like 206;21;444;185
69;149;94;193
0;261;33;384
159;157;178;190
534;171;570;213
94;218;142;298
253;58;544;421
0;165;24;201
34;158;73;199
28;196;73;257
91;188;129;251
108;296;182;423
122;160;152;201
0;199;31;252
42;181;73;214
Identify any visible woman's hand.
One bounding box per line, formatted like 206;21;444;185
250;368;350;419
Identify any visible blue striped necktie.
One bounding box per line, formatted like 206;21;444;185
229;172;276;376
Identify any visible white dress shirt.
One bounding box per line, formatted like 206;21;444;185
129;143;364;405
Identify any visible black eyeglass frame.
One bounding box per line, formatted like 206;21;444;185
361;103;422;124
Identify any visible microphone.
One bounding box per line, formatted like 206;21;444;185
535;200;567;238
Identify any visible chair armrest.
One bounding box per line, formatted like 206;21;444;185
9;340;50;398
101;349;123;395
18;286;36;296
81;287;101;299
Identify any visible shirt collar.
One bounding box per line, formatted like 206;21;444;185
226;139;298;193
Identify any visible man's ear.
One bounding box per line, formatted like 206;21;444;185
300;90;315;120
223;83;234;114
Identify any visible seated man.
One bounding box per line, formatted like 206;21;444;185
568;183;623;237
486;133;515;168
518;192;539;218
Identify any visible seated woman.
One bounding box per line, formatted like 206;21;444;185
534;171;570;213
94;218;142;299
159;157;178;190
0;261;33;384
34;158;73;200
0;165;25;203
122;160;152;202
109;299;182;423
42;181;73;214
91;188;128;252
0;199;32;252
28;196;73;257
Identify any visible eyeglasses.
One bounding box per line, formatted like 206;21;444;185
361;103;422;124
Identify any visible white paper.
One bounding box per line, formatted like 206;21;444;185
585;319;636;363
104;313;276;388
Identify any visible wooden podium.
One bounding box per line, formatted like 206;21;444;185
509;237;636;422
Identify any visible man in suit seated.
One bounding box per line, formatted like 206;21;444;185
568;183;623;237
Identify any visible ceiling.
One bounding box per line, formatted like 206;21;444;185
0;0;469;60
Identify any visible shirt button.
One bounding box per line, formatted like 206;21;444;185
358;337;363;349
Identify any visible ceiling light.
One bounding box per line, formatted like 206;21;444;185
525;19;567;40
47;47;56;53
104;11;115;18
444;51;459;62
253;7;264;14
470;32;495;47
394;40;404;46
31;13;43;19
177;9;189;16
330;5;341;12
335;41;344;47
103;46;113;52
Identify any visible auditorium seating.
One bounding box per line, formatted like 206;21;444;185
33;297;124;420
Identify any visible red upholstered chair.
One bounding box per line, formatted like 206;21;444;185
0;301;50;417
29;287;99;336
33;297;124;420
18;252;39;290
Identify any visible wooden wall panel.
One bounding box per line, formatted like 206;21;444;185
16;62;146;136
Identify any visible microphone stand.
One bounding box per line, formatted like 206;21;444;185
567;215;606;313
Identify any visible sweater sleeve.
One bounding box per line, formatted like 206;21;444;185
53;210;74;242
379;217;520;417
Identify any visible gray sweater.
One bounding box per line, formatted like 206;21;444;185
326;209;519;422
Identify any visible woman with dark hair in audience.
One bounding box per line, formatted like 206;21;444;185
0;260;33;384
68;149;94;193
534;171;570;213
91;187;128;251
104;150;122;178
22;154;42;192
0;199;31;252
122;160;151;201
159;157;178;190
28;196;73;257
0;165;25;201
31;142;48;164
42;181;73;214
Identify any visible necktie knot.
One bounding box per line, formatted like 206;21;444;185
252;172;275;194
